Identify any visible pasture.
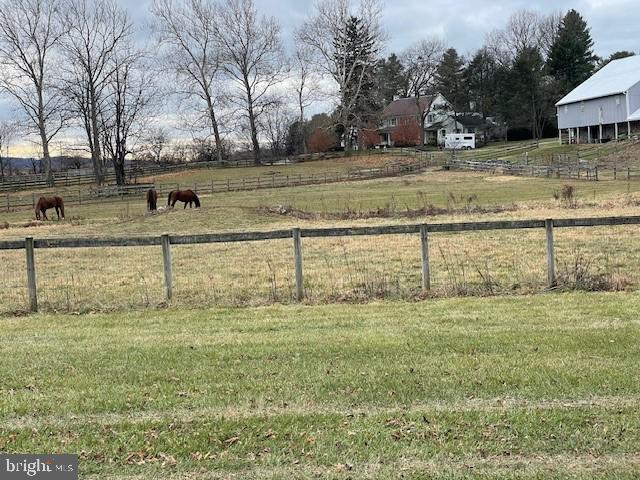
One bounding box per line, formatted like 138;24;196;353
3;169;640;314
2;158;640;478
2;294;640;478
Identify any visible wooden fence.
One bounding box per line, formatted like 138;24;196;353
2;214;639;313
0;148;428;193
3;158;433;212
445;158;640;181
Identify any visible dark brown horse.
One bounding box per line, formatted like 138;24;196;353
35;196;65;221
168;190;200;209
147;189;158;212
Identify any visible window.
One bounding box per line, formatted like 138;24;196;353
427;114;435;123
616;97;621;106
464;136;473;140
564;105;568;113
391;117;397;126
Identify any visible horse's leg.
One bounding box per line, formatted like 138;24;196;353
184;201;187;209
55;206;61;220
43;209;48;221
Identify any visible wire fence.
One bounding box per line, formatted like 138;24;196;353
1;216;640;315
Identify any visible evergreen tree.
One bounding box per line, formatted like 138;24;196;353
333;15;379;148
547;9;597;96
375;53;407;105
465;48;498;118
435;48;467;128
510;47;555;140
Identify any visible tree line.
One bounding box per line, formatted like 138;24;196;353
0;0;633;185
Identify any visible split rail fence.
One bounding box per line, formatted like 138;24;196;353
1;215;639;313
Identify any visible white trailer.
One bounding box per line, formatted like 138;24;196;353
445;133;476;150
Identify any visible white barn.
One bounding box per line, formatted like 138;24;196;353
556;55;640;144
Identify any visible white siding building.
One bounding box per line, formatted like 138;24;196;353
556;55;640;144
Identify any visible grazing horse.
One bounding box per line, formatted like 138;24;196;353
168;190;200;209
146;189;159;212
35;196;65;221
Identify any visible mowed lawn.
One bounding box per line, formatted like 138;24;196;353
1;293;640;479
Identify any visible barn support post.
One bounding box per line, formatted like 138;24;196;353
420;224;431;291
615;123;619;140
161;234;173;302
545;219;556;288
587;126;592;144
292;228;304;301
628;122;631;138
599;124;603;143
25;237;37;312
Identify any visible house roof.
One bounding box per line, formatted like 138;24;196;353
382;96;435;118
555;55;640;106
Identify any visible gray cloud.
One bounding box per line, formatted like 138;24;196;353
128;0;639;57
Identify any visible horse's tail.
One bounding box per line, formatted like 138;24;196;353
194;193;200;208
167;191;174;206
58;197;65;219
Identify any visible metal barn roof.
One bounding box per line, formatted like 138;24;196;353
555;55;640;106
629;107;640;122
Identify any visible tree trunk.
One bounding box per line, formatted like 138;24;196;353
37;90;53;187
89;85;104;184
299;104;307;155
205;94;223;163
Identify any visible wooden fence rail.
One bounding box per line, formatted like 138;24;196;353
3;159;433;213
2;215;640;312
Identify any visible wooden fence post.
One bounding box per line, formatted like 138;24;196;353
545;219;556;288
5;194;9;212
161;234;173;301
420;224;431;291
292;228;304;301
25;237;37;312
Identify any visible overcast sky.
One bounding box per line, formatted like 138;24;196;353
128;0;639;58
3;0;639;154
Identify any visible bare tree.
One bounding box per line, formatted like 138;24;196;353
261;101;294;162
61;0;133;184
214;0;286;165
100;46;155;185
298;0;385;151
401;38;444;146
0;0;67;186
151;0;226;163
142;127;169;163
0;120;18;180
291;43;321;154
486;10;562;64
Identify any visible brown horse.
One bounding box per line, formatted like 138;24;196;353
168;190;200;209
35;196;65;221
147;189;158;212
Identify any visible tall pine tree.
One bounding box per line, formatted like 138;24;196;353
333;15;379;149
547;10;597;96
435;48;467;128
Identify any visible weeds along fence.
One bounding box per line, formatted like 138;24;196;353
2;215;640;315
3;158;433;213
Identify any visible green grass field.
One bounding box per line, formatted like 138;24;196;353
1;294;639;479
3;169;640;315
